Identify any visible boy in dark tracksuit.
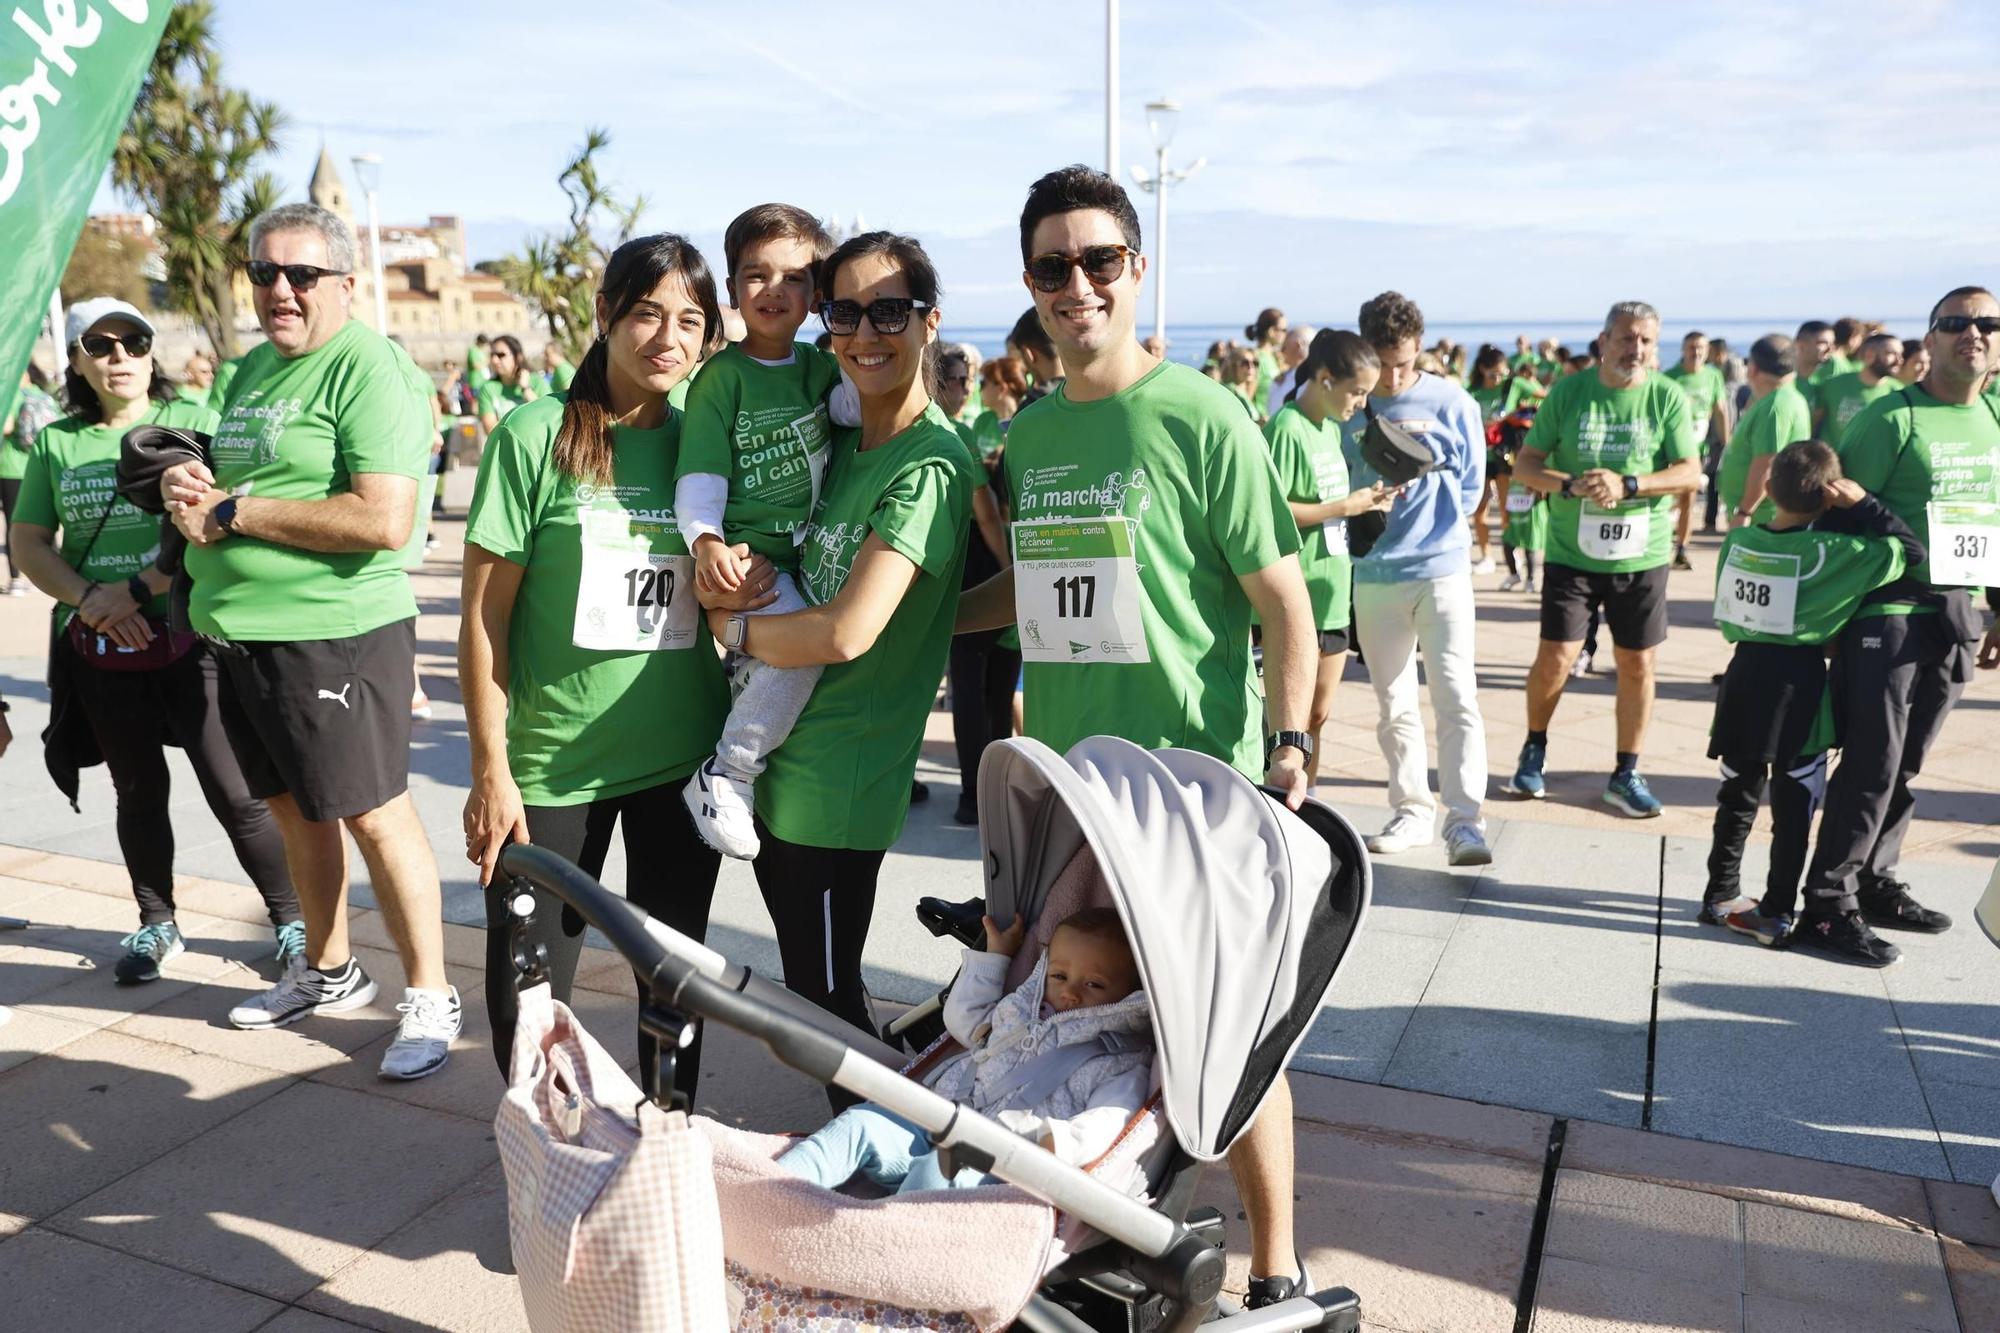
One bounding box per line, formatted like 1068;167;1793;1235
1700;441;1921;956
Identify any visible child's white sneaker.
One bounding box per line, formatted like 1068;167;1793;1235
684;759;761;859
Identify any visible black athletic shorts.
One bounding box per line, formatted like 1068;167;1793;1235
1539;561;1671;651
216;618;416;822
1317;627;1351;656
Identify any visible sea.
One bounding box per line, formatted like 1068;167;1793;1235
944;318;1928;368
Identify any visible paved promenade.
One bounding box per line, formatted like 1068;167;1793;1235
1;506;1996;1331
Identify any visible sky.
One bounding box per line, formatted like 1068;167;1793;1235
101;0;2000;330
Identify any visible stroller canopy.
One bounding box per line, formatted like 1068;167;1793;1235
977;736;1367;1162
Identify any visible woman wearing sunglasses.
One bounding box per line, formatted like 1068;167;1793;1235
701;231;975;1055
11;298;302;984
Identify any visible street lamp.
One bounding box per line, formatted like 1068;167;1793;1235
350;152;387;334
1105;0;1120;177
1131;99;1206;350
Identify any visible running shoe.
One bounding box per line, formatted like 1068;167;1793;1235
1791;911;1900;967
1858;880;1953;933
1366;813;1433;855
114;921;184;984
273;919;307;968
1471;557;1497;575
228;956;379;1029
1246;1254;1315;1311
6;578;27;597
1497;574;1523;593
410;690;434;721
1724;907;1794;947
1672;546;1694;572
380;986;462;1081
953;794;979;826
1503;740;1547;799
1697;895;1756;927
1445;824;1493;866
683;759;760;859
1569;650;1593;678
1603;770;1663;818
1524;577;1538;594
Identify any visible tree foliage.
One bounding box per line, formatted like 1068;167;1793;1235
492;129;648;363
111;2;285;359
60;229;152;308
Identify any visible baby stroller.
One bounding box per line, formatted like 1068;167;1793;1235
497;736;1372;1331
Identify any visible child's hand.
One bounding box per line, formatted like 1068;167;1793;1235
694;535;745;593
981;914;1026;957
1823;479;1866;509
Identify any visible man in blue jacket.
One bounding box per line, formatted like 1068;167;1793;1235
1340;292;1492;866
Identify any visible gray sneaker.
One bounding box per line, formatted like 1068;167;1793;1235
1445;824;1493;867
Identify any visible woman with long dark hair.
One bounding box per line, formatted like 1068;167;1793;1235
12;299;301;983
462;235;770;1097
476;333;539;433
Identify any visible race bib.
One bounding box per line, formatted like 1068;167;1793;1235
572;506;697;652
1714;547;1799;636
1579;502;1648;561
1321;516;1348;549
1924;500;2000;586
1504;489;1536;515
1011;517;1149;664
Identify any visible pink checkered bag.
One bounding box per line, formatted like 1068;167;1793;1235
496;983;728;1332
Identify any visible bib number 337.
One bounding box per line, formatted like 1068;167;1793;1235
1925;500;2000;587
1012;517;1150;664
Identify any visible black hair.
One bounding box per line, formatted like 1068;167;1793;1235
1861;331;1901;352
1929;286;1994;325
821;230;943;393
722;202;833;288
554;233;722;483
1749;334;1795;378
489;333;526;370
1008;306;1056;365
1247;308;1285;344
1768;439;1840;514
1018;164;1142;264
1284;330;1380;404
1471;343;1507;385
1795;319;1831;340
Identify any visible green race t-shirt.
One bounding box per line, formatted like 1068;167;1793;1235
1005;360;1299;780
1254;348;1279;403
1470;377;1542;424
15;397;217;630
675;342;841;566
1836;383;2000;598
477;377;538;424
756;403;975;850
1262;402;1353;632
210;357;243;409
1717;383;1813;523
1520;370;1697;573
958;409;1005;462
187;320;431;641
1797;356;1849;416
465;344;490;386
1664;362;1726;441
1714;519;1907;646
464;394;728;805
545;359;576;393
1814;371;1896;439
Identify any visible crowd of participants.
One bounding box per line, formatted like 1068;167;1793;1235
1;164;1997;1307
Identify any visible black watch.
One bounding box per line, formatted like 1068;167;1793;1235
126;574;151;605
1559;476;1576;498
1265;730;1315;767
215;495;241;535
1621;473;1640;500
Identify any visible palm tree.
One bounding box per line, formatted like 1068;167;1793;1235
494;129;647;363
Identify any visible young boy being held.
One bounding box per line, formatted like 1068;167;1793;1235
1700;439;1923;964
677;203;853;858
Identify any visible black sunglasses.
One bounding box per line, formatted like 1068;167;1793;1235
1932;314;2000;335
245;260;350;291
1026;244;1135;294
819;298;933;336
78;331;153;359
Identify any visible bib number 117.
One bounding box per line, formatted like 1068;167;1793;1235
625;566;676;608
1052;574;1097;618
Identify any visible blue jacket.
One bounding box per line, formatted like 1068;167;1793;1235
1339;372;1486;582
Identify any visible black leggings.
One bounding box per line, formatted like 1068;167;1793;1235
752;829;884;1106
483;780;721;1101
1;476;20;581
65;642;298;927
948;628;1021;801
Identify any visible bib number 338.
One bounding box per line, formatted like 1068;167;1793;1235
1714;546;1799;637
1012;517;1150;664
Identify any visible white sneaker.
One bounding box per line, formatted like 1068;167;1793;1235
228;956;379;1030
683;759;761;859
1570;650;1593;678
1524;577;1538;594
380;986;462;1081
1471;557;1497;575
1445;824;1493;866
1366;813;1434;855
1497;574;1522;592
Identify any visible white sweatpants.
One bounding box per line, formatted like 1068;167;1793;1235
715;571;823;780
1352;574;1488;833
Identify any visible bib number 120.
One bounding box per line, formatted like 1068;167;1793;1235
1051;574;1097;618
625;566;676;609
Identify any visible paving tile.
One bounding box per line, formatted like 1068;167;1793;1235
1741;1290;1950;1333
0;1004;95;1075
49;1080;498;1302
307;951;498;1123
1926;1073;2000;1188
0;1226;282;1330
1939;1239;2000;1333
1924;1177;2000;1250
1288;1074;1553;1165
257;1310;376;1333
0;1209;27;1239
1741;1201;1956;1331
1295;927;1445;1083
1529;1254;1741;1332
1200;1119;1540;1333
301;1161;525;1333
347;909;492;973
0;1028;293;1221
1542;1169;1741;1288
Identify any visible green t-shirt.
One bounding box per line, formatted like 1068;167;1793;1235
756;403;975;850
1005;360;1300;780
477;377;538;424
1520;370;1697;573
1664;362;1726;441
675;342;840;566
1469;377;1542;424
958;409;1005;462
187;320;431;641
1836;384;2000;599
545;359;576;393
465;344;491;386
1814;371;1896;439
210;357;243;409
1718;383;1813;524
1510;351;1539;372
1797;357;1849;415
1254;348;1279;403
16;397;218;630
1503;491;1550;552
1715;519;1908;646
464;394;728;805
1262;402;1353;632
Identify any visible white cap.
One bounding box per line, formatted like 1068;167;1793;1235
65;298;157;348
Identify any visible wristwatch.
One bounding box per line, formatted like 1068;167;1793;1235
1559;477;1577;498
126;574;150;605
1621;474;1640;500
721;613;748;651
214;495;241;536
1265;730;1315;767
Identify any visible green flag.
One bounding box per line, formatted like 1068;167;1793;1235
0;0;170;429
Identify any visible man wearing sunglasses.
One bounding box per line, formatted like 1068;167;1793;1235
1783;287;2000;965
161;202;460;1078
956;164;1320;1310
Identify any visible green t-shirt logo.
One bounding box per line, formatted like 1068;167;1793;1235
214;393;304;468
1014;461;1153;520
800;518;869;604
1927;439;1999;500
1574;405;1659;469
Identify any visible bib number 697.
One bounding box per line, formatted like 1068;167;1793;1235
625;566;676;608
1052;573;1097;618
1600;521;1631;542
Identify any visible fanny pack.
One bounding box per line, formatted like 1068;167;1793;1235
1359;403;1438;486
65;614;199;672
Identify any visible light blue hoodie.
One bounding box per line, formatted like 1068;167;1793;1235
1339;372;1486;583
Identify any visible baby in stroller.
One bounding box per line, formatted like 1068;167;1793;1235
779;903;1154;1194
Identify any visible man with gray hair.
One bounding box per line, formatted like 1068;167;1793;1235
1264;323;1318;418
161;202;460;1078
1507;301;1703;817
